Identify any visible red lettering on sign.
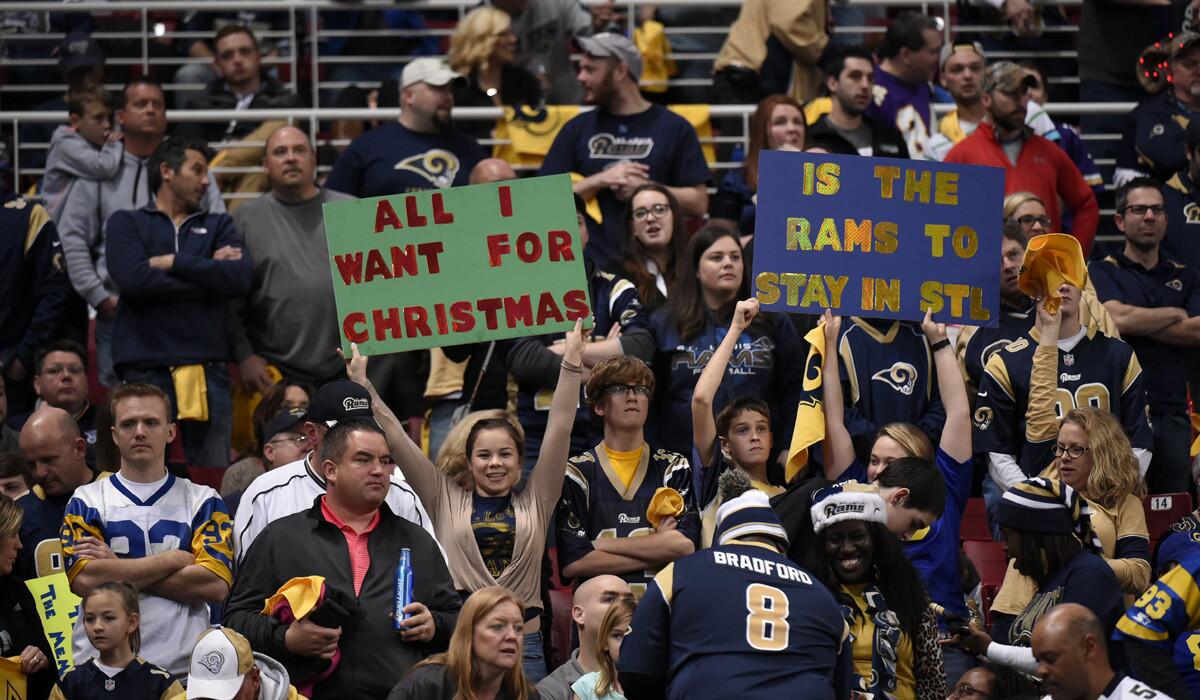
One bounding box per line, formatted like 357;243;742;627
372;307;403;340
389;246;418;277
536;291;565;324
547;230;574;261
450;301;475;332
364;249;391;282
405;195;428;227
502;296;534;328
477;297;503;330
432;193;455;224
404;306;431;337
516;232;542;263
375;200;403;232
417;242;444;274
564;289;590;320
343;313;368;343
334;252;364;285
498;185;513;217
486;234;510;267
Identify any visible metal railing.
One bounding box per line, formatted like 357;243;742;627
0;0;1084;108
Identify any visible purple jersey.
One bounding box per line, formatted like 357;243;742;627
867;70;937;160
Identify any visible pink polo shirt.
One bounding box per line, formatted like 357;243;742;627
320;497;381;596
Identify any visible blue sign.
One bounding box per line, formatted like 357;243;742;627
752;150;1003;327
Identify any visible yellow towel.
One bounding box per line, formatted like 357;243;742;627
231;363;283;453
569;172;604;224
0;656;26;697
646;487;685;529
493;105;582;168
1017;233;1088;315
786;323;827;483
668;104;717;164
261;575;327;619
171;364;209;422
804;97;832;125
635;20;676;95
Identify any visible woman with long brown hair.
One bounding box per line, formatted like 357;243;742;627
709;95;806;238
389;586;536;700
605;183;688;312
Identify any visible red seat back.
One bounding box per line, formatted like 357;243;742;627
1144;493;1194;543
963;540;1007;626
961;498;992;542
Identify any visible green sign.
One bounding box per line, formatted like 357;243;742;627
323;174;592;354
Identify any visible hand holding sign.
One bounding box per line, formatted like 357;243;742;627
920;308;948;344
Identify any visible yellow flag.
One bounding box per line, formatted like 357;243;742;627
0;657;27;699
786;323;827;483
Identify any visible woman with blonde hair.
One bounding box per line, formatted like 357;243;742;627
435;410;526;488
446;6;542;138
0;495;55;699
571;595;636;700
1003;191;1051;236
389;586;536;700
988;302;1150;620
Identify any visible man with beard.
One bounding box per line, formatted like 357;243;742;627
57;78;225;388
806;46;908;159
928;41;987;161
105;138;252;468
539;33;709;263
1116;33;1200;187
946;61;1099;253
326;58;485;198
1089;178;1200;493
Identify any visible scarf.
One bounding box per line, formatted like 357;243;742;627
842;583;903;699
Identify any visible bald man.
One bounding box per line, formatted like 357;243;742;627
537;575;632;700
1033;603;1168;700
15;407;101;579
469;157;519;185
230;126;354;391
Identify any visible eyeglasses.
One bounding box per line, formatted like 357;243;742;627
632;204;670;221
951;684;992;698
268;435;308;447
1014;214;1052;229
1052;443;1089;458
1121;205;1166;217
604;384;652;398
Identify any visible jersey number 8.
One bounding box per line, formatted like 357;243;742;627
745;583;790;651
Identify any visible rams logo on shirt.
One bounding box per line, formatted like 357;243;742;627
393;149;460;188
870;362;917;395
1167;279;1184;291
588;134;654;159
1184;202;1200;224
974;406;994;431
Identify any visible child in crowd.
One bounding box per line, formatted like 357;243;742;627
691;298;785;547
51;581;182;700
571;595;635;700
39;85;123;221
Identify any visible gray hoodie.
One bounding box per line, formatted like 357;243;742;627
254;652;295;700
56;146;225;308
39;125;123;223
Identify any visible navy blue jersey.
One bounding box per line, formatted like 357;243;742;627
648;309;805;459
956;301;1036;393
539;105;710;264
325;122;484;198
53;657;181;700
15;485;80;580
620;542;850;699
838;318;945;447
513;263;649;457
555;444;697;594
973;329;1153;474
1117;92;1193;184
0;196;68;374
1089;253;1200;414
1163;171;1200;272
1117;545;1200;697
996;551;1123;648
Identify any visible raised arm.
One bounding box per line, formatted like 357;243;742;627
341;343;443;510
923;309;971;463
691;299;758;467
531;320;586;506
820;311;856;479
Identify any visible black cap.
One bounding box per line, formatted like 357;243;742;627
58;31;104;73
263;408;308;444
307;380;374;425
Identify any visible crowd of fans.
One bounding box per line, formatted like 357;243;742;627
6;2;1200;699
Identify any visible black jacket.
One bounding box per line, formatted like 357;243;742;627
0;575;55;700
388;663;535;700
806;113;909;160
178;75;303;142
224;498;461;700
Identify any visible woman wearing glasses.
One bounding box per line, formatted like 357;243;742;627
606;183;688;313
1003;192;1052;236
647;225;804;464
985;300;1150;624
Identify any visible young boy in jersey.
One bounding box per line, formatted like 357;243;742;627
60;383;233;677
555;356;697;596
619;469;851;699
40;85;123;221
690;298;784;547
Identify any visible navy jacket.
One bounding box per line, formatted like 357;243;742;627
106;204;252;370
0;197;67;373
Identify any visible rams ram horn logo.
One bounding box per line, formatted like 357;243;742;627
981;339;1011;368
1167;279;1184;291
974;406;993;431
198;650;225;674
342;396;370;411
393;149;460;188
1184;202;1200;224
870;362;918;395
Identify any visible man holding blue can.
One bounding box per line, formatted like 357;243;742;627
225;419;461;699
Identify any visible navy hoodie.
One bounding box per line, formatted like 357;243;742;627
106;204;252;370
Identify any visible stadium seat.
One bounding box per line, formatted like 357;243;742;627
548;586;574;670
963;540;1007;625
961;497;992;542
1143;492;1194;548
